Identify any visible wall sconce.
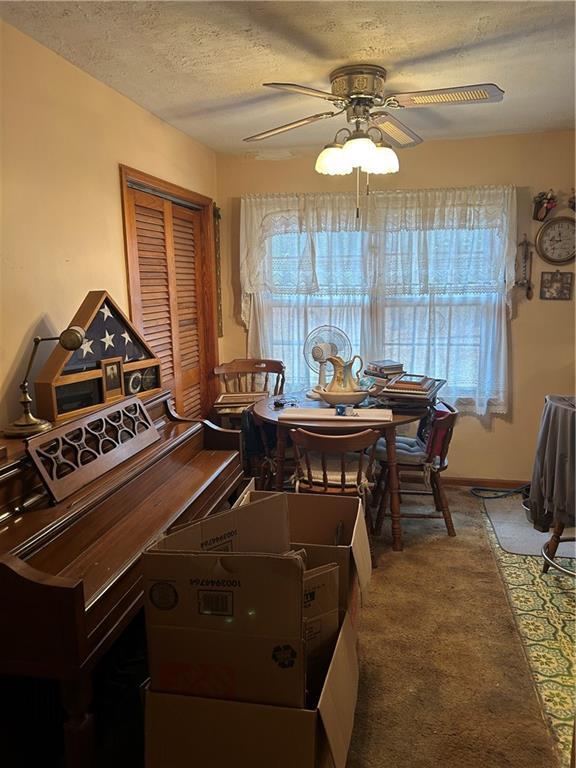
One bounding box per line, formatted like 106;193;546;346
3;326;85;438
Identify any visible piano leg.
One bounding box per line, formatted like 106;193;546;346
61;675;95;768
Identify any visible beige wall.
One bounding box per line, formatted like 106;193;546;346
1;22;574;482
0;22;218;424
216;132;575;481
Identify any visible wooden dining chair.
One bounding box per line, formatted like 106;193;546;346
214;358;285;395
213;358;285;427
289;428;382;518
248;405;294;490
372;402;458;538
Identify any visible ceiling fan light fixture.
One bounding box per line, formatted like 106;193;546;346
341;135;377;168
361;143;399;174
314;142;353;175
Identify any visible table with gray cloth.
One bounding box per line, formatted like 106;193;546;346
527;395;575;532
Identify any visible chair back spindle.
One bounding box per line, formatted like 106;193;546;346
290;428;380;496
214;359;285;398
213;358;286;428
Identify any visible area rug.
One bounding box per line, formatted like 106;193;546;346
348;490;563;768
482;507;575;767
484;493;575;557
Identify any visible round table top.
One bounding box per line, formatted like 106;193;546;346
253;391;425;430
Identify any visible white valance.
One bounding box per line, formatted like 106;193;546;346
240;186;517;316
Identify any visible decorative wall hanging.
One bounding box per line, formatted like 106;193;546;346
35;290;162;423
540;271;573;301
213;203;223;338
532;190;558;221
535;217;575;264
515;234;533;299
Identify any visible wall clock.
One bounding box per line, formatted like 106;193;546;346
535;216;575;265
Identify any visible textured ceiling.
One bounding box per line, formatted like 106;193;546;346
1;1;574;155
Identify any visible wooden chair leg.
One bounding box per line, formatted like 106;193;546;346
431;472;456;537
543;519;565;573
371;463;385;516
373;470;389;537
431;471;442;511
258;460;267;491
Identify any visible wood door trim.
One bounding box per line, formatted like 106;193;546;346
120;176;143;330
120;165;213;209
198;202;219;412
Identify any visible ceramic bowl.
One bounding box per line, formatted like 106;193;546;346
318;389;370;406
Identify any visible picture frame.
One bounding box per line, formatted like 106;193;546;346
101;356;125;401
539;271;573;301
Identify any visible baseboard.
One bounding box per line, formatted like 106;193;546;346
442;476;529;489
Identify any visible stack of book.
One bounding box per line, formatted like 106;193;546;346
376;373;446;411
363;359;404;390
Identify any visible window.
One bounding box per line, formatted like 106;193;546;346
240;187;516;416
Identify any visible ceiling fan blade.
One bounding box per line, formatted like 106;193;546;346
369;112;423;148
387;83;504;108
243;111;338;142
263;82;343;103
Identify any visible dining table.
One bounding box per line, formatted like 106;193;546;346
252;392;427;551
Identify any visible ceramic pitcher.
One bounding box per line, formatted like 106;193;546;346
325;355;364;392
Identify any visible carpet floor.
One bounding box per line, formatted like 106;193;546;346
348;489;562;768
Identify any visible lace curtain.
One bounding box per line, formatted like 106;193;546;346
240;186;517;415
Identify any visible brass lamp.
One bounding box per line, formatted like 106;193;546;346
3;326;85;438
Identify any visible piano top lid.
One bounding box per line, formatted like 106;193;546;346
35;290;159;386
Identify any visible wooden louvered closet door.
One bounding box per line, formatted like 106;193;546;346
122;168;218;419
171;204;203;418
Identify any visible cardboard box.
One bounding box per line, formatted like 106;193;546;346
165;490;291;552
145;612;358;768
145;551;307;707
143;494;339;708
233;488;371;617
303;563;339;701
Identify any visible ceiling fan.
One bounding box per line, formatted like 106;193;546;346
243;64;504;148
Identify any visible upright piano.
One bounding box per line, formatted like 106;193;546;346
0;390;244;766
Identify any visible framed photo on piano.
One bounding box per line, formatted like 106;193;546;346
102;357;125;401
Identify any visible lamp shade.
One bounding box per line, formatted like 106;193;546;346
315;144;353;175
341;136;377;168
361;144;400;174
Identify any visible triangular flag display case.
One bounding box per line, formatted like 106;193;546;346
35;291;162;423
